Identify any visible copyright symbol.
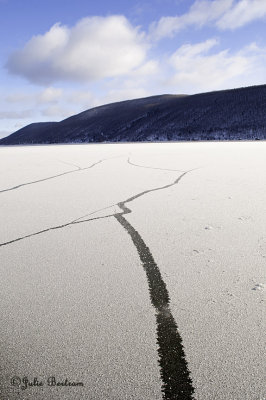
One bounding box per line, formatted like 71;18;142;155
11;376;21;386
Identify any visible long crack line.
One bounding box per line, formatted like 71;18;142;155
0;158;108;194
0;168;197;248
56;159;82;170
0;160;197;399
128;157;186;172
113;170;195;400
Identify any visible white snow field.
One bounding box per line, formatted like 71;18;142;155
0;141;265;400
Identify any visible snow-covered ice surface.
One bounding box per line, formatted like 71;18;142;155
0;142;265;400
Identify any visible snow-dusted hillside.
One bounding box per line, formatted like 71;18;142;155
1;84;266;145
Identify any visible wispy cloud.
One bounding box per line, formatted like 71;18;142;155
41;105;74;118
0;110;33;119
150;0;266;39
5;87;63;104
37;87;63;103
217;0;266;30
167;39;266;92
150;0;233;39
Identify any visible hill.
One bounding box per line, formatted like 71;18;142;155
1;85;266;145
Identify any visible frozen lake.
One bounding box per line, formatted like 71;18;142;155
0;142;265;400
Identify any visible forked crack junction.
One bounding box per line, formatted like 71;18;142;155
0;157;197;399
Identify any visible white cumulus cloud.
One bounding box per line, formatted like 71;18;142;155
6;16;148;84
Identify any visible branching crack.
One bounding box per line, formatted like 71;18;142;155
0;157;198;399
0;158;109;194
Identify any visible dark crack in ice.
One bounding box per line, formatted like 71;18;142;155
114;171;195;400
0;159;106;194
128;157;186;173
0;158;197;399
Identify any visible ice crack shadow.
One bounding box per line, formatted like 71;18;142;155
0;158;197;399
114;171;195;400
115;213;195;399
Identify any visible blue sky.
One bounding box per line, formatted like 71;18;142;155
1;0;266;138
